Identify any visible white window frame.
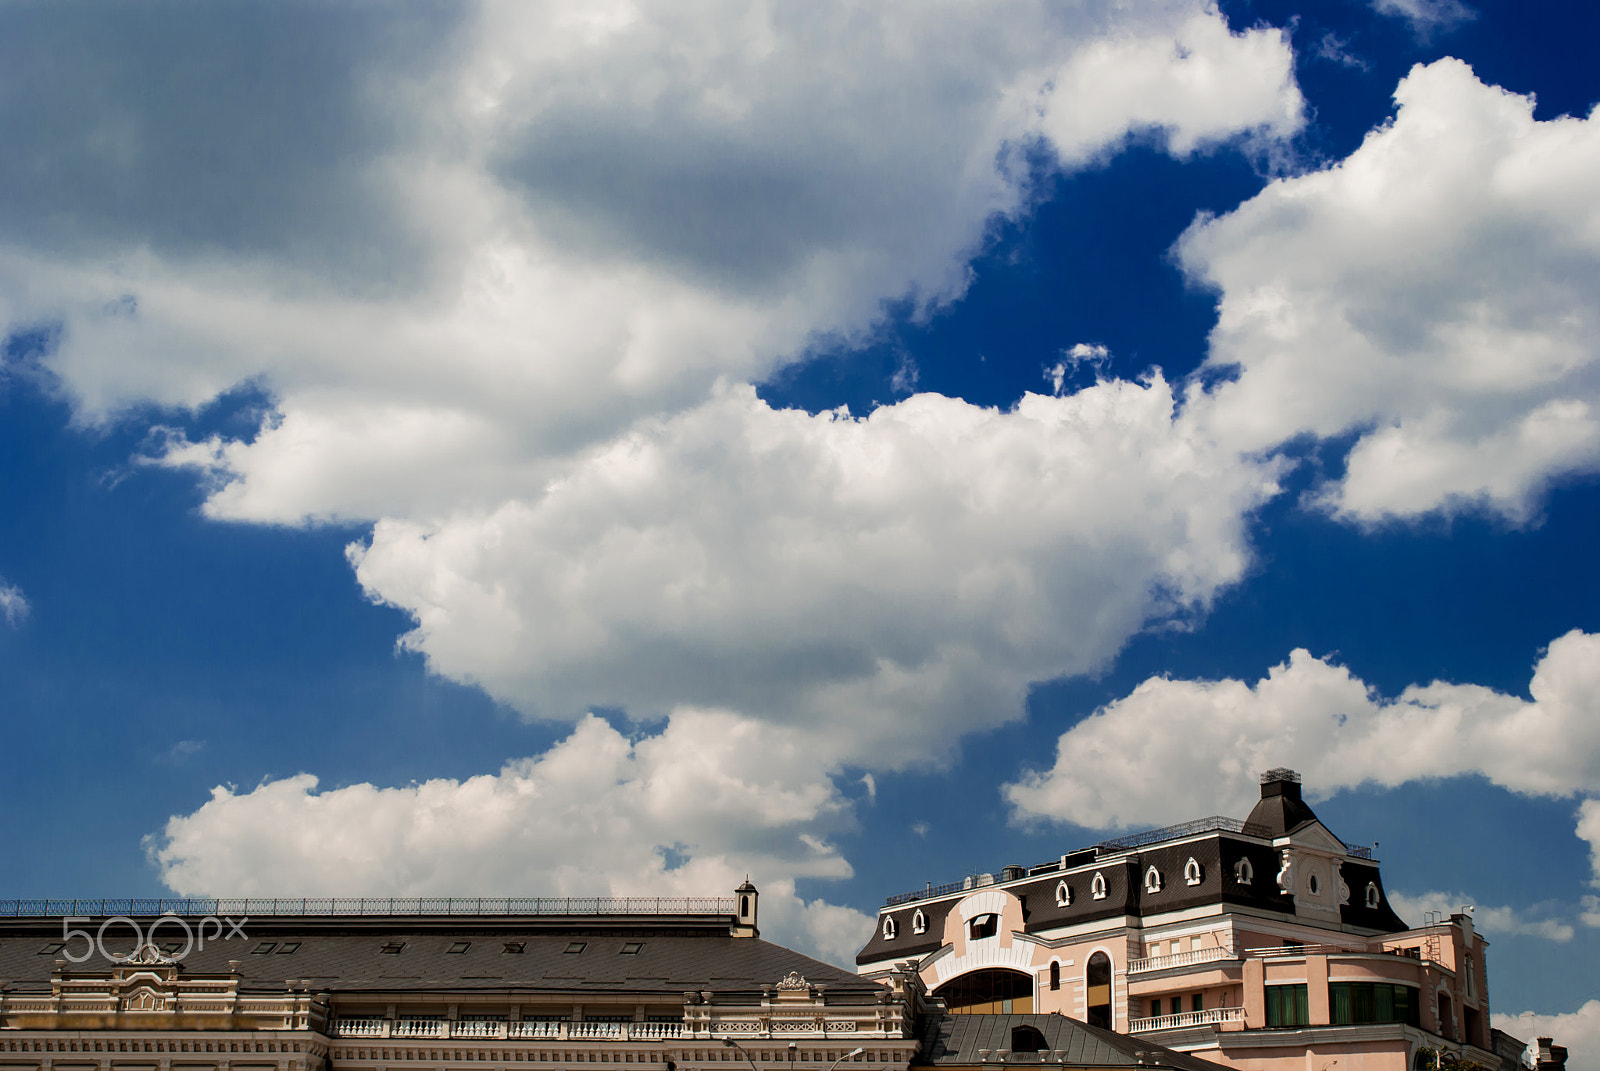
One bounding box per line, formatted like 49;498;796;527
912;909;926;935
1091;871;1108;900
882;916;897;940
1235;857;1254;885
1055;880;1072;907
1144;865;1163;893
1184;857;1203;886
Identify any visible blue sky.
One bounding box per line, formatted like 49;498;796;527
1;0;1598;1057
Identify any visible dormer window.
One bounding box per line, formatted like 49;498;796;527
1091;871;1108;900
1055;880;1072;907
912;909;927;934
883;916;898;940
969;914;999;940
1144;866;1163;893
1184;858;1203;886
1365;882;1381;909
1235;858;1254;885
1307;873;1320;896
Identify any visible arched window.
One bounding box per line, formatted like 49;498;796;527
1308;872;1320;896
1235;857;1254;884
1055;880;1072;907
740;894;749;916
969;913;999;940
883;916;897;940
1145;865;1163;893
932;969;1033;1015
1086;952;1113;1029
1049;961;1061;991
1184;858;1203;886
1011;1026;1048;1054
912;909;927;935
1091;871;1108;900
1366;882;1381;909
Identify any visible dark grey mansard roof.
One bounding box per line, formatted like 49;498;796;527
914;1013;1233;1071
0;915;879;998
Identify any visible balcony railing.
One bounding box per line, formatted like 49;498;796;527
1128;946;1238;973
0;897;734;918
334;1019;685;1041
1128;1007;1247;1032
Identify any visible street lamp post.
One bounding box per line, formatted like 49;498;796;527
828;1048;867;1071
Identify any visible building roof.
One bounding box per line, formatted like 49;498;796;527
912;1013;1233;1071
1242;771;1323;839
0;914;879;999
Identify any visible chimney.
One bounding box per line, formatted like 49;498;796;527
1536;1038;1568;1071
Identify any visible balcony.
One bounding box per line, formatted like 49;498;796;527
1128;946;1238;974
333;1019;684;1041
1128;1007;1247;1033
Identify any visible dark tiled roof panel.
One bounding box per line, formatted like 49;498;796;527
914;1013;1233;1071
0;928;880;997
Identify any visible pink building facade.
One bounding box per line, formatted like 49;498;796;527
856;771;1516;1071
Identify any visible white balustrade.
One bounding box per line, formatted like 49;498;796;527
392;1019;446;1039
453;1020;505;1039
334;1019;385;1038
570;1022;625;1040
1128;1007;1246;1032
1128;946;1237;973
632;1023;684;1039
508;1021;565;1040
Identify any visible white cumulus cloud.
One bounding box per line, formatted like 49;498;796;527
1386;891;1574;942
1497;1004;1600;1071
347;379;1279;764
1181;59;1600;522
1006;629;1600;828
151;710;872;966
0;578;28;626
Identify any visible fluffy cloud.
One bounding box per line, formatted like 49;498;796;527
0;578;27;626
1386;891;1574;942
1370;0;1475;36
1006;629;1600;827
1181;59;1600;522
0;1;1301;526
151;710;872;966
1496;1004;1600;1071
348;378;1278;764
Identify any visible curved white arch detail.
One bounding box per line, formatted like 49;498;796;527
933;939;1035;983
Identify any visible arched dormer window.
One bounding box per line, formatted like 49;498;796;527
1234;857;1254;885
882;916;897;940
1144;865;1163;893
1366;882;1381;909
1091;871;1108;900
1056;880;1072;907
969;913;999;940
912;909;927;934
1184;857;1203;886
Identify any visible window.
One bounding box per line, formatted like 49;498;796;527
276;942;300;954
1010;1026;1047;1054
1330;982;1419;1027
1055;880;1072;907
883;916;898;940
1091;871;1107;900
968;914;999;940
621;942;645;954
912;909;926;934
252;942;277;954
1149;998;1162;1017
564;942;587;954
1308;873;1320;895
1185;857;1203;886
1235;858;1254;885
1086;952;1113;1029
1192;993;1204;1013
1265;984;1310;1027
160;941;184;954
1366;882;1382;909
1049;962;1060;991
39;942;65;955
379;942;405;954
503;942;526;954
448;942;471;954
1144;866;1163;893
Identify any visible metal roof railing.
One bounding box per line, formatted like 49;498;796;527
1093;816;1275;852
0;897;737;918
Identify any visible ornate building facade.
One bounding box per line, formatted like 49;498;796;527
0;886;924;1071
855;771;1523;1071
